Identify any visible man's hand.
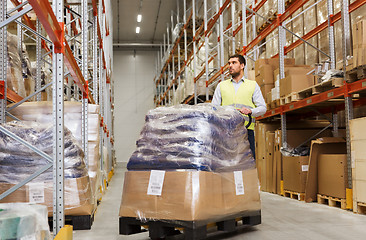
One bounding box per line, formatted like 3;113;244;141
238;107;252;115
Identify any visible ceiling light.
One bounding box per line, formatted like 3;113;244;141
136;27;140;34
137;14;142;22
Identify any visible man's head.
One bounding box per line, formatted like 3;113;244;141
228;54;245;78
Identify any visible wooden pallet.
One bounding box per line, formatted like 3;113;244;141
296;78;344;100
346;64;366;82
119;211;261;240
354;202;366;215
280;92;300;105
284;190;305;201
317;194;346;210
270;99;280;109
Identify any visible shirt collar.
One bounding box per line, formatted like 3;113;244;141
231;78;245;83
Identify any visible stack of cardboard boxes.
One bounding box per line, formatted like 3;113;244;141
255;121;348;201
350;117;366;213
352;19;366;69
254;58;295;107
254;58;315;109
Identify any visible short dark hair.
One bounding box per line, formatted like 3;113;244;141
229;54;246;66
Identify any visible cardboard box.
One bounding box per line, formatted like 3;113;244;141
283;156;309;193
274;66;311;83
258;65;274;85
265;132;275;193
260;84;274;97
318;154;347;198
0;176;94;216
356;20;366;47
280;74;314;97
350;117;366;207
266;91;272;104
274;130;282;195
255;58;295;77
304;138;347;202
119;170;261;222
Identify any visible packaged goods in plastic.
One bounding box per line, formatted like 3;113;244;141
127;104;255;172
0;121;94;216
119;169;260;225
0;203;51;240
8;101;101;208
6;33;26;98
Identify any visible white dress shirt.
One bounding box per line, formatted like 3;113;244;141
211;78;267;117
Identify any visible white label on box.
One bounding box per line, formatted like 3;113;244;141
302;165;309;172
351;151;355;169
28;182;45;204
147;170;165;196
234;171;245;195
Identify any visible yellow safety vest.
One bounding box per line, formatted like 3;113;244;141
220;79;256;130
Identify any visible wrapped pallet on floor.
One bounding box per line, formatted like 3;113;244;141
119;104;261;239
7;102;101;211
0;121;93;217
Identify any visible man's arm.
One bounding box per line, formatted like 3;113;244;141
211;83;222;106
251;83;267;117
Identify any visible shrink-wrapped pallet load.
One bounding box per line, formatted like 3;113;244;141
120;104;261;226
0;121;93;216
0;203;51;240
7;102;101;210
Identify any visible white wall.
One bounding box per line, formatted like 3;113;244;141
113;50;157;163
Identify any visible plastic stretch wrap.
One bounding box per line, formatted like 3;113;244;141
120;169;260;226
20;42;35;100
0;121;86;183
7;33;26;98
8;102;101;208
0;203;51;240
127;104;255;172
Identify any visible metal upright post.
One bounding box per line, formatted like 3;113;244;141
216;0;221;82
242;0;247;78
82;0;89;168
184;0;187;97
327;0;336;69
252;0;257;60
93;11;99;104
278;0;287;148
52;0;65;235
17;1;23;53
204;0;209;101
219;0;225;82
167;24;170;53
341;0;353;203
231;0;235;55
332;113;339;137
193;0;197;105
177;0;181;97
164;33;166;58
0;0;7;123
36;19;42;101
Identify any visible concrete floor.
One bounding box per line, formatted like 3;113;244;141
73;165;366;240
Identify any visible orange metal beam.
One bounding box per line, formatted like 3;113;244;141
273;0;366;56
245;0;309;54
92;0;98;16
28;0;95;104
10;0;53;58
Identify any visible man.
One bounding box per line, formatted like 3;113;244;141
212;54;267;159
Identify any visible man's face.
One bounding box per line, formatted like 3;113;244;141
228;57;244;77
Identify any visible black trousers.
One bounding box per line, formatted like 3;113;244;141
247;129;255;160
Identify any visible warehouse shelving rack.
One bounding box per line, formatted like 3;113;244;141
154;0;366;208
0;0;114;236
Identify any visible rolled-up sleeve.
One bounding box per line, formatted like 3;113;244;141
251;83;267;117
211;83;222;106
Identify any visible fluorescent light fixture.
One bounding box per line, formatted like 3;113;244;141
137;14;142;22
136;27;140;34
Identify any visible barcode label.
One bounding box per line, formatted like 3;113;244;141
147;170;165;196
234;171;244;195
28;182;45;204
302;165;309;172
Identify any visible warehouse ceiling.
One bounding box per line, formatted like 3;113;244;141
112;0;186;47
